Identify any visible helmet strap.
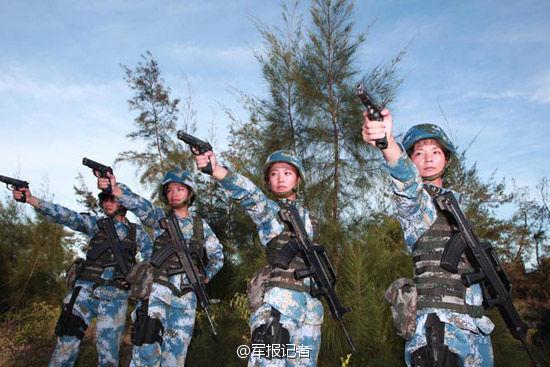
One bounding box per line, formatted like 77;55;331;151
268;180;300;199
421;168;445;182
272;190;295;199
105;207;127;218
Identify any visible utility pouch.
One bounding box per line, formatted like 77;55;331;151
384;277;417;340
247;265;272;312
126;261;154;300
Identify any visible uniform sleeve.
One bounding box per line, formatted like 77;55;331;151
35;199;97;236
383;146;437;251
117;183;164;230
218;170;284;245
135;225;153;262
201;220;224;280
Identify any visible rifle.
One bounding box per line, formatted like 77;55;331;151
159;216;218;335
82;157;114;193
278;206;356;352
434;189;540;366
355;83;388;150
176;130;213;175
0;175;30;203
95;217;132;281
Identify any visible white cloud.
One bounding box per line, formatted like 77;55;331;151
167;43;257;66
462;72;550;105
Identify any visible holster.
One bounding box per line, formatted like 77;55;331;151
251;308;290;359
54;286;88;340
411;313;461;367
131;300;164;346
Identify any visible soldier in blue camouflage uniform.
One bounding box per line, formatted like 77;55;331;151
194;149;323;367
12;184;153;367
362;109;494;366
99;169;224;367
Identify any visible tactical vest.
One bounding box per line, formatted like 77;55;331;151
413;188;484;318
79;222;137;290
265;201;313;293
149;215;206;297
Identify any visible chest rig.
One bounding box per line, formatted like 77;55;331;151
149;215;206;297
413;186;484;318
265;200;314;293
79;221;137;290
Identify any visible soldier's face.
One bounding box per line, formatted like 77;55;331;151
102;197;122;216
267;163;300;194
166;182;190;207
411;139;447;177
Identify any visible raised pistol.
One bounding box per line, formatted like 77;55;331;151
0;175;30;203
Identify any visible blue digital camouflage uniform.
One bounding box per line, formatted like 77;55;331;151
385;147;494;367
219;170;323;367
117;184;224;367
35;194;153;367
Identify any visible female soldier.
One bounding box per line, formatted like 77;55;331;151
195;149;323;367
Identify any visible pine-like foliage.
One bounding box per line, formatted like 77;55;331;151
117;51;192;196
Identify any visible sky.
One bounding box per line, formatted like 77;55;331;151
1;0;549;212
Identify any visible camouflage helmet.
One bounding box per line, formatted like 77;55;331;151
98;191;127;214
262;150;306;185
159;169;196;205
98;191;123;207
402;124;458;160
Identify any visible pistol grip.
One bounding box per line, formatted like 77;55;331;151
103;181;113;195
375;135;388;149
200;160;213;175
294;268;314;280
17;190;27;203
369;109;388;150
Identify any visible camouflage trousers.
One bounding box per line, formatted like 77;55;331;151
405;314;494;367
130;294;197;367
48;284;128;367
248;303;322;367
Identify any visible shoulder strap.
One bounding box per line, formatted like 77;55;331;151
192;215;205;245
128;223;137;243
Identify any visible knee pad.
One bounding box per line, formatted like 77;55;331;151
55;287;88;339
131;303;164;346
411;314;461;367
251;308;290;359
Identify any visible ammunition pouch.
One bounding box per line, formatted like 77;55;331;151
268;239;301;270
54;286;88;340
251;308;290;359
411;313;460;367
131;301;164;346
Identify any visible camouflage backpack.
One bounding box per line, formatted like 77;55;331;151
384;278;417;340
